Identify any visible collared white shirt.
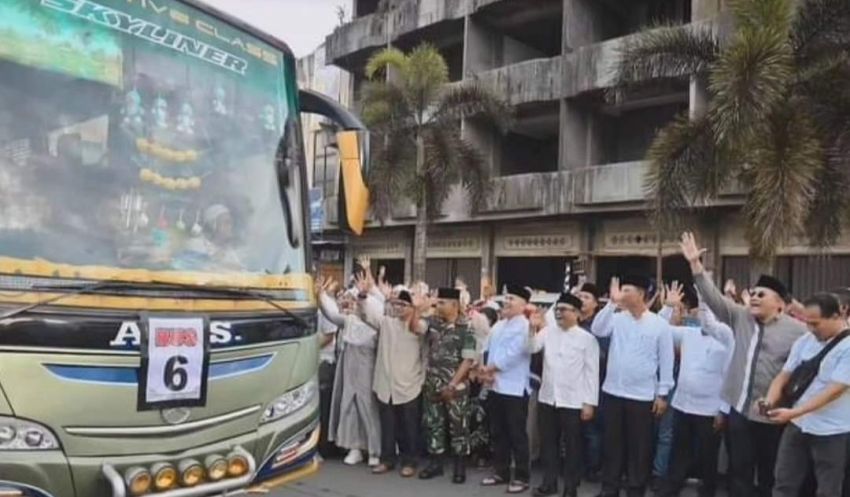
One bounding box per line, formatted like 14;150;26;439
529;324;599;409
659;305;734;416
592;302;675;402
485;315;531;397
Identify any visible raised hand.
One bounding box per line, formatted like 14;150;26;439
679;232;706;263
723;279;737;298
665;281;684;307
529;309;545;333
741;288;751;307
609;277;623;305
354;272;371;293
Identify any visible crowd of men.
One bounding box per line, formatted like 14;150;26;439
314;232;850;497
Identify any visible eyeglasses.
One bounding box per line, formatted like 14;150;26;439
555;306;577;313
752;290;768;299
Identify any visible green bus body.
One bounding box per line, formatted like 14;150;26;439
0;0;362;495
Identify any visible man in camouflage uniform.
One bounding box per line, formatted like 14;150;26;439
418;288;477;484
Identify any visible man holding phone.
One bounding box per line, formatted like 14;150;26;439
762;293;850;497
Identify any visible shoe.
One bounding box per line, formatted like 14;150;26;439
452;457;466;484
482;474;508;486
507;480;530;494
343;449;363;465
534;484;557;496
400;466;416;478
418;460;444;480
371;463;394;474
368;456;380;467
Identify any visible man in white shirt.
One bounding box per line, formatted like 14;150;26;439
763;293;850;497
480;284;533;493
529;292;599;497
592;275;675;497
657;283;734;497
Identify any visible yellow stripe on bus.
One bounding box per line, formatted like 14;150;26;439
0;291;315;312
0;257;314;291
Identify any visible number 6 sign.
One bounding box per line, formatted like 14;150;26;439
138;316;209;411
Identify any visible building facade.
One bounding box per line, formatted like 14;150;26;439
316;0;850;297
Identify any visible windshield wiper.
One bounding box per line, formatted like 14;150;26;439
1;281;312;329
0;280;122;320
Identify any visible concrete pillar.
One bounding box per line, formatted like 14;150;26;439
560;100;593;170
463;15;495;75
563;0;600;53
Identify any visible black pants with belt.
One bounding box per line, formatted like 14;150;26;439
601;394;655;497
538;402;582;495
490;391;530;483
377;396;421;468
659;409;722;497
726;409;784;497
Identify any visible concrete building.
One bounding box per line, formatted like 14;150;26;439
316;0;850;297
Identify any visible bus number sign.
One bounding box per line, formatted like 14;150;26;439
138;317;209;411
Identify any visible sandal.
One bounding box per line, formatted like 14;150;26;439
507;481;530;494
481;474;508;486
400;466;416;478
371;463;394;475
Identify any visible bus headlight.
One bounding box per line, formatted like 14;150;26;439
178;459;204;487
0;417;59;450
260;378;317;423
151;462;177;491
205;455;228;481
124;467;152;496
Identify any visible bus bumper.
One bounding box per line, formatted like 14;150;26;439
0;404;319;497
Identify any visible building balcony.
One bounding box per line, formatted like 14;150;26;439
574;161;649;205
474;56;562;106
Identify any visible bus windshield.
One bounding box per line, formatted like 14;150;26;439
0;0;305;279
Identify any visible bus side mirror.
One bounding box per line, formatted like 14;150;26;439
336;130;369;236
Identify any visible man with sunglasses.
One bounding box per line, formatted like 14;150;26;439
680;232;806;497
418;288;477;484
528;292;599;497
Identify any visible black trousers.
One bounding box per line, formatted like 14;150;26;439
378;396;421;467
601;394;655;497
538;403;582;494
659;409;721;497
773;423;848;497
490;392;531;482
726;409;784;497
318;361;338;457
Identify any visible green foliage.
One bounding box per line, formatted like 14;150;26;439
614;0;850;259
361;43;512;222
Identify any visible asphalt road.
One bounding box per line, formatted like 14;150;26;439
269;459;725;497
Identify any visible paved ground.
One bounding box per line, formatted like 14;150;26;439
270;459;725;497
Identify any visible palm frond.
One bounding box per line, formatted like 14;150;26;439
431;84;513;131
643;113;719;231
731;0;794;33
708;27;794;145
366;127;416;221
613;24;721;94
792;0;850;60
359;81;412;131
804;146;850;247
403;44;449;116
365;47;409;80
740;103;822;258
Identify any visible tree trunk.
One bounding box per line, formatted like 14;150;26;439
749;257;776;282
412;133;427;282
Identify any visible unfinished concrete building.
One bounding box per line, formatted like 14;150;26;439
313;0;850;297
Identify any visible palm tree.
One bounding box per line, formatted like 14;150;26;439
361;43;511;281
613;0;850;269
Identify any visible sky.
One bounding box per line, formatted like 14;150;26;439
203;0;349;57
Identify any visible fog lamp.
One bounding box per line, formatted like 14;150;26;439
151;462;177;491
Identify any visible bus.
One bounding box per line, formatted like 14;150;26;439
0;0;369;496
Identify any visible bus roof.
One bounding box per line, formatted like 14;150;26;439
179;0;297;63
